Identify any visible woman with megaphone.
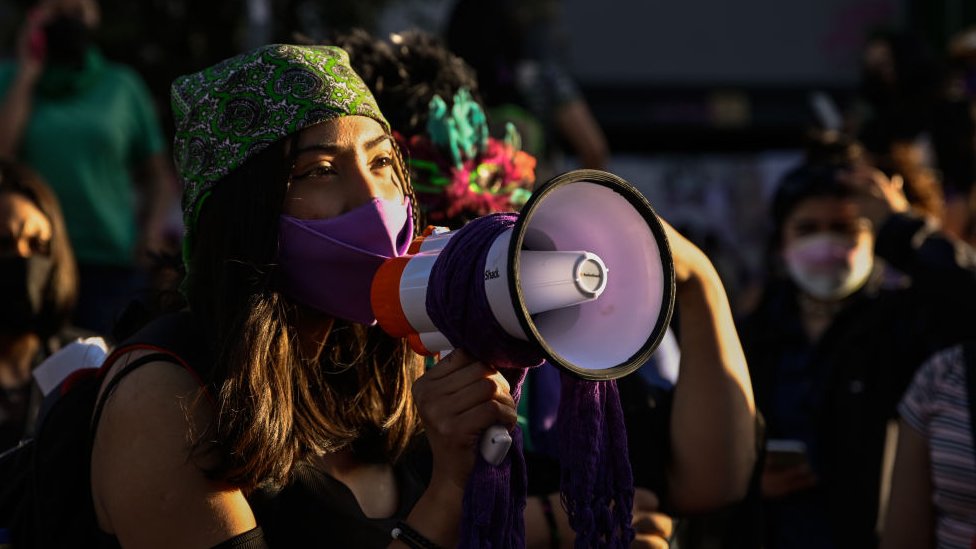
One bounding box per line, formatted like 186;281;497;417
89;44;519;548
87;39;761;549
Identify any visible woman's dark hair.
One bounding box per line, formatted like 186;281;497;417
772;134;865;233
0;158;78;337
772;161;861;232
184;131;423;489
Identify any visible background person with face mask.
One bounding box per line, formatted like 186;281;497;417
737;133;976;549
0;159;81;452
0;0;176;335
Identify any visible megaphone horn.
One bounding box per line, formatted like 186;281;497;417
373;169;675;378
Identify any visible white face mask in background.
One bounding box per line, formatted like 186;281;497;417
783;233;874;301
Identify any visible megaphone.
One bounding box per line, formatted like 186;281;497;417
371;169;675;463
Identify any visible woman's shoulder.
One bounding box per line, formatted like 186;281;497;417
90;350;256;546
92;310;217;474
94;349;213;455
93;307;217;446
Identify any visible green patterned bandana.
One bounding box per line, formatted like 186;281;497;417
171;44;389;231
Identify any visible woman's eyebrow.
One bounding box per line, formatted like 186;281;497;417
295;143;340;156
294;134;391;156
365;134;392;150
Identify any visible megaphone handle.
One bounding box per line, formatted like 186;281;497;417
439;349;512;467
480;425;513;466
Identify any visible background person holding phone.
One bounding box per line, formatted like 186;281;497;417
0;0;176;335
738;133;976;549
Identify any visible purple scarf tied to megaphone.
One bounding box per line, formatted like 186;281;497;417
426;213;635;548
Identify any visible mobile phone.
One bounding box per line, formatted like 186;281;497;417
766;438;809;470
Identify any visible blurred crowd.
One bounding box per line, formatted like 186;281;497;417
2;0;976;548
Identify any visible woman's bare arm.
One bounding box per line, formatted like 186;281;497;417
880;420;935;549
664;222;758;512
0;10;46;157
91;357;257;548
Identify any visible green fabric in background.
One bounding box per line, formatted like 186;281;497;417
0;50;165;267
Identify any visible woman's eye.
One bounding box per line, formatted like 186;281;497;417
295;165;335;180
371;156;393;170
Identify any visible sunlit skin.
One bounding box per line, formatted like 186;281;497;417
283;115;404;220
0;192;52;258
284;115;409;519
0;192;51;389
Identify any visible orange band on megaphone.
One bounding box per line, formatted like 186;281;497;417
371;256;415;338
407;226;442;254
407;237;426;255
406;332;433;356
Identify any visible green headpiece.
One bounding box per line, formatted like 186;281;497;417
171;44;389;253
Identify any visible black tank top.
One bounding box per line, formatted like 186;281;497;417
249;440;432;548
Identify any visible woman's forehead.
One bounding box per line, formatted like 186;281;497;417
296;116;389;149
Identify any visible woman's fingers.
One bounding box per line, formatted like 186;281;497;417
420;374;515;425
415;349;518;489
416;353;510;398
448;398;518;438
633;487;660;513
632;488;673;541
632;512;673;540
631;534;670;549
415;350;517;442
425;348;477;379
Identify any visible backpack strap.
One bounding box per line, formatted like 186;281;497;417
90;352;183;434
963;341;976;461
90;312;217;438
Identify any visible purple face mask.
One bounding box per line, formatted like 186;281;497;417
278;197;413;324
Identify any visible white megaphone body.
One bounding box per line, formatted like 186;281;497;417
371;170;675;465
